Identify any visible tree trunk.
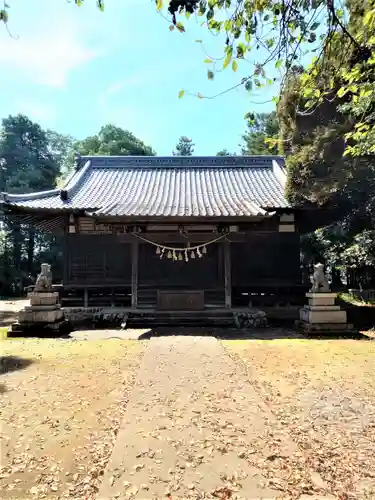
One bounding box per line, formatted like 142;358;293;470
27;227;35;275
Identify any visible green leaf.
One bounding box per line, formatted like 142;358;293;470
185;11;191;19
224;19;232;31
275;59;282;69
244;80;252;92
207;70;214;80
178;90;185;99
156;0;163;10
96;0;104;11
176;22;185;32
195;39;202;43
310;22;319;30
0;9;8;22
197;93;203;99
232;60;238;72
169;24;174;31
204;58;213;63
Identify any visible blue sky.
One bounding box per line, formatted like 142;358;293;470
0;0;279;155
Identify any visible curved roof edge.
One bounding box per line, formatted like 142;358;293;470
1;160;92;203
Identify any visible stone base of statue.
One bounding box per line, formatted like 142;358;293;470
9;291;72;337
297;292;356;335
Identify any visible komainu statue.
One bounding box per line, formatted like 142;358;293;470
310;263;330;293
34;263;53;292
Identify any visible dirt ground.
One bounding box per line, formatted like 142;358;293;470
224;338;375;500
1;296;374;499
0;339;143;500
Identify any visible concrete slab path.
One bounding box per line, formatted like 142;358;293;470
98;336;300;499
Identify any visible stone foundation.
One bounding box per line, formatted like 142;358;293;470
10;290;70;337
234;309;267;328
298;292;355;335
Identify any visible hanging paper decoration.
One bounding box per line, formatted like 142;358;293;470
133;233;227;264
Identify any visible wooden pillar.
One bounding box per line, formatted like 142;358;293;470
131;240;139;309
224;240;232;308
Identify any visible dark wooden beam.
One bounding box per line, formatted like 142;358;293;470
224;241;232;309
131;240;139;308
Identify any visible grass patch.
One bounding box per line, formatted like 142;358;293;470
0;338;143;499
0;326;8;340
339;291;375;306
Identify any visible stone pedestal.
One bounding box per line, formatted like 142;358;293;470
10;291;71;337
297;292;355;335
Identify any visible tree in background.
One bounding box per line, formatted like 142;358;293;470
173;136;195;156
241;112;279;155
0;115;62;295
276;1;375;280
75;124;155;157
0;115;59;193
46;130;76;179
216;149;236;156
0;119;157;295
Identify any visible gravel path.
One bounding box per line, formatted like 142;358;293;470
98;336;298;500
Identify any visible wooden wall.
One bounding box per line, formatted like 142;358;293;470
65;234;131;285
64;231;301;288
231;233;301;286
138;242;223;289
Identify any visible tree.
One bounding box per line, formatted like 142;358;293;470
241;112;279;155
0;115;60;193
216;149;236;156
276;2;375;274
45;130;76;178
173;136;195;156
0;115;62;294
75;124;155;157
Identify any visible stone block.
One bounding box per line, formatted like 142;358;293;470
28;291;59;306
306;292;337;306
19;309;64;324
305;305;340;311
24;305;60;312
300;307;347;324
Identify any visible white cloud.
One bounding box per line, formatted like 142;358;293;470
0;31;97;87
0;2;100;87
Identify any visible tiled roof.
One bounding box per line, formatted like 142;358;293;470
1;155;289;217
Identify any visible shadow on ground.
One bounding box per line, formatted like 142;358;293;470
136;326;373;341
0;310;18;327
0;356;34;374
137;326;301;341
